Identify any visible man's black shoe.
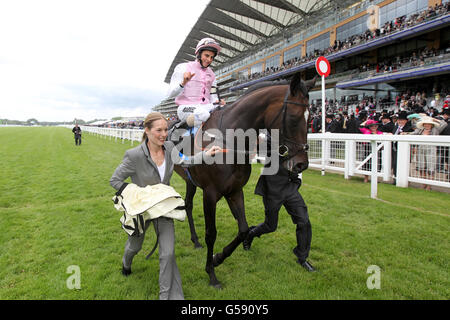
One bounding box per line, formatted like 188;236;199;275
243;226;257;250
122;264;132;276
298;260;316;272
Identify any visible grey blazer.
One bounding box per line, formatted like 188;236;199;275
110;140;207;191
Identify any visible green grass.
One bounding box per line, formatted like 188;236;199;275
0;127;448;300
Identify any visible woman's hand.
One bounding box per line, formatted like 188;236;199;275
205;145;222;156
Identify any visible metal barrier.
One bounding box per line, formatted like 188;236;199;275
68;126;450;197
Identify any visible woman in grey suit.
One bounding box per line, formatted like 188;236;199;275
110;112;220;300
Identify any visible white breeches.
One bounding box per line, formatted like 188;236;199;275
177;103;215;127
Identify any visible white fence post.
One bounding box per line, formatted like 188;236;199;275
396;141;410;188
382;141;391;182
344;140;350;179
371;140;378;199
348;140;355;177
321;139;325;176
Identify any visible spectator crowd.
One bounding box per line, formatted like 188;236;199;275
237;2;450;84
309;92;450;188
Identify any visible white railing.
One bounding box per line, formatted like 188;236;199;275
309;133;450;197
67;126;450;197
66;125;144;145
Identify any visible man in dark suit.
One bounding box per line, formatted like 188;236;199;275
437;108;450;172
391;111;413;179
341;111;350;133
312;112;322;133
346;113;359;133
325;114;340;133
380;114;395;133
392;111;413;135
72;124;82;146
243;165;315;272
440;108;450;135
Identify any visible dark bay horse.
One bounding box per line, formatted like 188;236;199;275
174;73;316;288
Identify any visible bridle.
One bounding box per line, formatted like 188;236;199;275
266;88;310;160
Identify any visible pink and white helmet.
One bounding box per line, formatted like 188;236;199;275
195;38;221;56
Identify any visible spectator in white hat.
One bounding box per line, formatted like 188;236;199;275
407;116;447;190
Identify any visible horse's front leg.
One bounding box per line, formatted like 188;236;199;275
185;181;202;248
213;189;248;267
203;190;221;288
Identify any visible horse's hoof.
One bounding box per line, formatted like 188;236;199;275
209;281;222;290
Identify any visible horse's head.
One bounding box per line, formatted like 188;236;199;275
266;73;316;174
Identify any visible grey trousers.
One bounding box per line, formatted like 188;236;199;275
122;217;184;300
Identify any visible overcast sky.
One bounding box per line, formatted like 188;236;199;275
0;0;210;122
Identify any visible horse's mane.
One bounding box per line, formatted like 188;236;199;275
243;77;309;98
215;75;308;113
242;79;290;96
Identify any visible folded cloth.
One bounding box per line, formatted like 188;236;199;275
113;183;186;236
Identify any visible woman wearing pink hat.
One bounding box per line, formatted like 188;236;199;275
359;119;383;183
359;119;383;135
168;38;225;128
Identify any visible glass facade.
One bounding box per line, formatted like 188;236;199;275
283;45;302;63
216;0;438;81
251;62;263;74
238;68;249;80
379;0;428;26
306;32;330;54
336;14;368;41
265;54;280;70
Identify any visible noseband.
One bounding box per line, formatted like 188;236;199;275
266;88;310;160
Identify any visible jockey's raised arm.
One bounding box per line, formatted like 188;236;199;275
168;38;222;128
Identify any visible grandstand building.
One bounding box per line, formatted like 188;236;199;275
153;0;450;117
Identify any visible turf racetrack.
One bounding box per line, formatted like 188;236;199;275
0;127;448;299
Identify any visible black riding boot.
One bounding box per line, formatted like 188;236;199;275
168;120;188;144
174;119;187;129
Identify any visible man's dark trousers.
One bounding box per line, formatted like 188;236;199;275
252;170;312;262
75;134;81;145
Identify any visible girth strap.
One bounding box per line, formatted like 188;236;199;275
183;167;200;187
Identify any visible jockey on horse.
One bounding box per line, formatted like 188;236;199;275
167;38;225;129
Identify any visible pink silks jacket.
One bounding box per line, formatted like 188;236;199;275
175;61;216;105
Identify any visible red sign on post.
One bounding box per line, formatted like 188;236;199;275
315;56;330;77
